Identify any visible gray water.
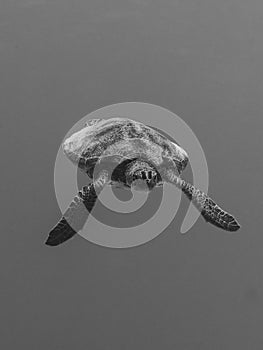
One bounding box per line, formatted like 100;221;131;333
1;0;263;349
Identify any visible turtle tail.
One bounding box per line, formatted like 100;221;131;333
167;172;240;232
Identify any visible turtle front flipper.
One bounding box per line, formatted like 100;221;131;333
45;171;108;246
165;171;241;232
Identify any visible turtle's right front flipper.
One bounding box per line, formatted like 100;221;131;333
46;172;108;246
165;170;241;232
181;184;241;232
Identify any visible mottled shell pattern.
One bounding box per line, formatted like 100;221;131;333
63;117;189;174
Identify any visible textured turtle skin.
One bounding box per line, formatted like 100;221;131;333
45;184;98;246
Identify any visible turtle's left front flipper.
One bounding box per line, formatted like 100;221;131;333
45;172;108;246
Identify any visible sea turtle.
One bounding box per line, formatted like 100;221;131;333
45;117;240;246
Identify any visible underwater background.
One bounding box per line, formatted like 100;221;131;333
1;0;263;349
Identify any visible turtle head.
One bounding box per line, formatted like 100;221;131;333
125;159;162;191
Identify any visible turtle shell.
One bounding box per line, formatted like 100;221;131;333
63;117;188;176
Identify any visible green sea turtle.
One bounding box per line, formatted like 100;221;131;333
45;117;240;246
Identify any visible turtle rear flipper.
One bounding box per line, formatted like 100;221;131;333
165;171;241;232
46;172;108;246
